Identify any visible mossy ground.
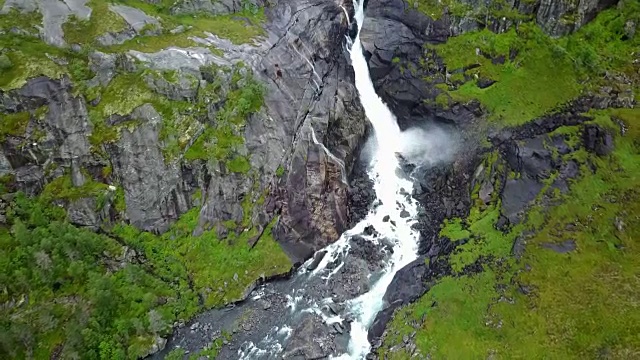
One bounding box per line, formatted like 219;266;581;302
115;214;291;308
63;0;265;51
428;0;639;127
379;109;640;358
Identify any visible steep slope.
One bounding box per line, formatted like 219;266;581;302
0;0;367;358
360;0;640;358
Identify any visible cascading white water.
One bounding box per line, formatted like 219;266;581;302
234;1;422;358
332;0;421;357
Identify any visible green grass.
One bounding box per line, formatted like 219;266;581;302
411;0;532;22
379;108;640;359
0;111;30;141
104;4;265;53
410;0;471;20
430;1;639;127
0;40;67;91
41;173;109;202
63;1;128;46
228;156;251;173
433;25;580;126
114;211;291;308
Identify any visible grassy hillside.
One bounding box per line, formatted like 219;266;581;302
379;0;640;357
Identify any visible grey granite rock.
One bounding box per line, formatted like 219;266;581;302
110;4;160;34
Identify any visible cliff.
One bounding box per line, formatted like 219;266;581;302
0;0;366;357
360;0;640;357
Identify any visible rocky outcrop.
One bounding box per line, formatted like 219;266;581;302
282;314;342;359
105;104;193;232
1;0;366;268
1;0;91;47
235;0;366;263
536;0;618;36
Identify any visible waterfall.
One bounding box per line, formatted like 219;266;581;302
233;1;421;358
333;0;421;357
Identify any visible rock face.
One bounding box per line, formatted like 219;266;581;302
1;0;92;47
282;314;340;359
0;0;366;266
536;0;618;36
246;0;365;263
105;104;193;232
359;0;620;130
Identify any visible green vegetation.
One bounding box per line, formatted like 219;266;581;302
0;194;194;359
41;173;109;202
165;333;228;360
0;1;285;359
63;1;128;46
411;0;471;20
429;0;639;126
0;186;291;358
114;211;291;308
185;66;265;165
0;111;30;140
62;0;266;52
0;40;67;91
379;109;640;358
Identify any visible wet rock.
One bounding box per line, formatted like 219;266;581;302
331;258;371;302
396;152;416;176
369;257;429;342
283;314;335;359
327;302;343;315
363;225;377;236
383;215;390;222
399;209;410;218
348;161;376;226
306;251;327;271
349;235;388;270
541;239;576;254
